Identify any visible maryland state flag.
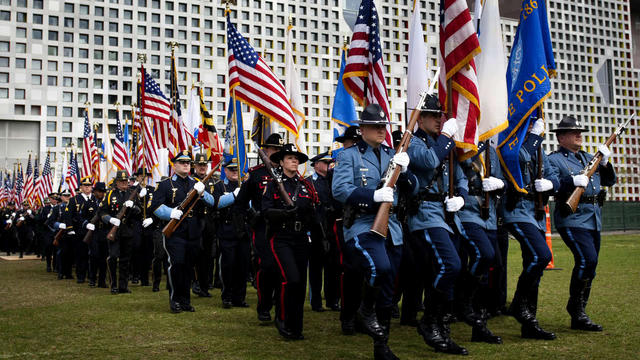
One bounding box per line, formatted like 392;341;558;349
196;88;223;166
497;0;556;193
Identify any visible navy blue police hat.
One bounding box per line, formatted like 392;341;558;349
551;116;588;133
357;104;388;125
270;143;309;163
335;125;362;143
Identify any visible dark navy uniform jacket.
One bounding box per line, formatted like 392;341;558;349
262;174;319;240
63;193;99;238
99;187;142;239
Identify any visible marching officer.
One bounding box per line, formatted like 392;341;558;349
332;104;415;360
99;170;144;294
52;189;73;279
62;177;96;283
87;182;108;288
404;94;469;355
214;158;249;308
503;118;559;340
15;201;35;258
133;168;155;287
263;143;321;340
307;152;339;312
548;116;616;331
233;133;284;322
457;140;505;344
151;150;216;313
2;201;17;256
192;153;218;298
151;177;169;293
37;194;57;272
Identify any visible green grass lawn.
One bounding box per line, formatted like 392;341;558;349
1;234;639;359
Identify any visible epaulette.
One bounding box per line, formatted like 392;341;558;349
249;164;265;172
381;144;391;154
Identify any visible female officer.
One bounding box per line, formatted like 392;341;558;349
262;143;320;340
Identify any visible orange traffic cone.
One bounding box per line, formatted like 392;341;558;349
544;205;556;269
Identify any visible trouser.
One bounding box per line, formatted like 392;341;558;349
558;227;600;281
219;236;250;303
413;227;462;301
461;223;496;278
151;229;167;287
164;235;199;306
42;234;54;270
108;235;133;290
507;222;551;304
398;231;424;322
17;229;33;256
253;224;279;315
270;234;310;335
195;234;215;292
131;228;153;284
59;235;74;278
308;234;340;309
491;223;509;311
73;236;89;281
335;220;362;323
89;237;108;286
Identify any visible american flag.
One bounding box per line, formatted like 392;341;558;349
141;66;174;154
437;0;481;160
170;55;195;156
143;117;160;173
23;155;34;207
39;152;53;200
32;158;40;207
66;151;79;197
0;172;7;207
342;0;392;147
81;110;99;182
15;164;23;206
113;111;132;175
226;14;297;135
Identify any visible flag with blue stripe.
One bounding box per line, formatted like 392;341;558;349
222;97;248;179
497;0;556;193
331;47;358;159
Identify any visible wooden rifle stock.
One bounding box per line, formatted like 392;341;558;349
370;97;424;237
162;167;218;238
562;112;635;214
106;187;141;242
256;147;294;207
481;141;491;220
82;212;102;244
53;228;65;247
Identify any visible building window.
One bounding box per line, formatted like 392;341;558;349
47;121;57;131
0;88;7;98
15;89;25;99
31;75;41;85
46;137;56;147
31;105;41;116
47;107;57;116
62;122;72;132
15;105;25;115
47;76;57;86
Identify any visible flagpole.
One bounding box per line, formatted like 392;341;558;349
231;89;242;187
137;53;148;177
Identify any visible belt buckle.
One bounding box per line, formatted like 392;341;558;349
294;221;302;232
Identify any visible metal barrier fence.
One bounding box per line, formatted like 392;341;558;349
549;201;640;232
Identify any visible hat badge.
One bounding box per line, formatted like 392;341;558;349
356;128;362;135
182;150;188;156
291;145;298;152
379;111;385;118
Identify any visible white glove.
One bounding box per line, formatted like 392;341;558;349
27;210;32;215
441;118;458;138
138;188;147;198
109;217;121;227
11;212;16;217
482;177;504;192
18;216;25;222
444;196;465;212
124;200;134;208
170;208;183;220
531;119;545;136
6;219;11;224
373;187;394;203
534;178;554;192
86;223;95;231
194;181;205;195
598;144;610;166
133;181;139;187
233;187;241;197
58;223;66;229
142;218;154;228
573;174;589;187
393;152;410;173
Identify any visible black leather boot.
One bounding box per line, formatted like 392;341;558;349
509;278;534;325
521;319;556;340
377;306;392;335
458;276;482;327
356;284;386;341
471;309;502;344
417;311;448;352
567;277;602;331
438;299;469;355
373;339;399;360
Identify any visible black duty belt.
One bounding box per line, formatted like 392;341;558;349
580;195;600;205
468;188;484;196
417;193;446;202
281;220;303;232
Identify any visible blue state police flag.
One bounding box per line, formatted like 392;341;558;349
497;0;556;193
222;97;249;180
331;48;358;159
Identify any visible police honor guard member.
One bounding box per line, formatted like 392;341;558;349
151;150;216;313
62;177;95;283
50;190;73;279
404;94;469;355
37;194;58;272
87;182;108;288
192;153;218;298
132;169;155;287
212;157;249;308
306;152;339;312
99;170;144;294
503;118;559;340
457;140;505;344
262;143;321;341
15;201;35;258
232;133;284;322
332;104;416;360
548;116;616;332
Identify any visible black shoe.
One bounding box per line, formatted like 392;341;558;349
131;277;139;284
417;320;447;352
356;307;386;341
152;286;160;292
119;288;132;294
471;324;503;344
46;266;52;273
341;319;356;335
312;306;326;312
111;288;119;295
77;279;85;284
198;291;213;298
181;304;196;312
98;283;108;288
258;311;272;322
390;304;400;319
438;338;469;355
88;281;96;287
222;300;233;309
170;302;182;314
233;301;250;308
57;274;64;280
275;318;297;340
521;321;556;340
571;317;603;331
373;341;399;360
328;303;341;311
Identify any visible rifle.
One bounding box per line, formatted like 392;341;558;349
370;91;428;237
162;163;223;238
53;228;66;247
562;112;635;215
162;167;217;238
256;146;294;207
106;186;141;242
480;140;491;220
534;107;546;221
82;211;102;244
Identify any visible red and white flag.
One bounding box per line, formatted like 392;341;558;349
81;110;99;182
113;111;132;175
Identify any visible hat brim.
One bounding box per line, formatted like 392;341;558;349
550;127;589;133
270;151;309;164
